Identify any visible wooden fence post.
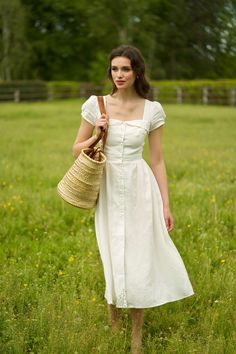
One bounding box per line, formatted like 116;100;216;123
153;87;159;101
14;89;20;102
202;87;208;105
79;86;86;98
230;88;236;106
47;89;54;101
176;87;183;104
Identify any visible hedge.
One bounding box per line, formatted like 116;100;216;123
150;80;236;105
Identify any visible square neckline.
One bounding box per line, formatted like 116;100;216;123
104;95;147;122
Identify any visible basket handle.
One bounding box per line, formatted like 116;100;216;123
88;96;108;151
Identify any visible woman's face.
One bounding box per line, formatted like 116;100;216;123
110;56;136;90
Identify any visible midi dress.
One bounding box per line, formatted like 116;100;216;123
81;95;194;308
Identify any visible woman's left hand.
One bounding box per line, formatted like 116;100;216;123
163;206;174;232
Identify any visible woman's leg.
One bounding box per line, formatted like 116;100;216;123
107;304;121;332
130;308;144;354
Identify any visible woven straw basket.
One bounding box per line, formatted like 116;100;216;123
57;147;106;208
57;96;107;209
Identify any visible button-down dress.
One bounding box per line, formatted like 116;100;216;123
81;95;194;308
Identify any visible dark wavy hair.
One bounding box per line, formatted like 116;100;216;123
107;45;150;99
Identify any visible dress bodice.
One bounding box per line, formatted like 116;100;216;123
80;95;166;162
104;119;149;162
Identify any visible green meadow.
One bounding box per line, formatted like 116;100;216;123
0;99;235;353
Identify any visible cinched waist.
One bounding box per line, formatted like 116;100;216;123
103;148;143;162
105;156;143;163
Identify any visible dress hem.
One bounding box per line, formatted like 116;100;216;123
105;291;195;309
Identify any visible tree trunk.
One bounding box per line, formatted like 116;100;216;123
2;9;11;80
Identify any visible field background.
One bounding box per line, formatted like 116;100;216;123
0;100;235;353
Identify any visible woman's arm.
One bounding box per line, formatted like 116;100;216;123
148;126;174;232
72;119;98;158
72;113;109;159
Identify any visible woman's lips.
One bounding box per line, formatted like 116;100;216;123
116;81;125;84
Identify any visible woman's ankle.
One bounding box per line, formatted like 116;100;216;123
107;304;122;332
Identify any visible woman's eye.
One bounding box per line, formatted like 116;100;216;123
111;67;131;72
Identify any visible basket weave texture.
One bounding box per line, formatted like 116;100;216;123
57;147;106;208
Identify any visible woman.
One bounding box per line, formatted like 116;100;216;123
72;45;194;354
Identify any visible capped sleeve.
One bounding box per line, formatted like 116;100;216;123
149;101;166;132
81;95;98;126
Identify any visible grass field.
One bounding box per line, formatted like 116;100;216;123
0;99;235;353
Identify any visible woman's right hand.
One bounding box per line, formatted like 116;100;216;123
95;113;109;137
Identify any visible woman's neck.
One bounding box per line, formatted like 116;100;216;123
111;88;140;102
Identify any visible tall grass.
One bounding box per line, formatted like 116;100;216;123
0;100;235;353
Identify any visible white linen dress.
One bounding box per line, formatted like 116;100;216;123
81;95;194;308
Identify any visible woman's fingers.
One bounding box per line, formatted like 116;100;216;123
95;115;109;136
98;114;109;130
168;217;174;232
165;216;174;232
100;113;109;121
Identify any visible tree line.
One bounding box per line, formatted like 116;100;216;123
0;0;236;82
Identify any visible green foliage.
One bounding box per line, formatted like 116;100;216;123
1;0;236;80
0;0;29;80
88;52;109;85
47;81;80;99
0;100;235;353
151;79;236;87
102;79;113;95
21;0;91;80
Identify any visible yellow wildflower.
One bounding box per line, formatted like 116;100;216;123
220;259;225;264
210;195;216;204
68;255;75;263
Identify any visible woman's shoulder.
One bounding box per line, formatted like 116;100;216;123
81;95;99;125
147;99;166;132
81;94;98;107
146;99;165;116
146;98;163;108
